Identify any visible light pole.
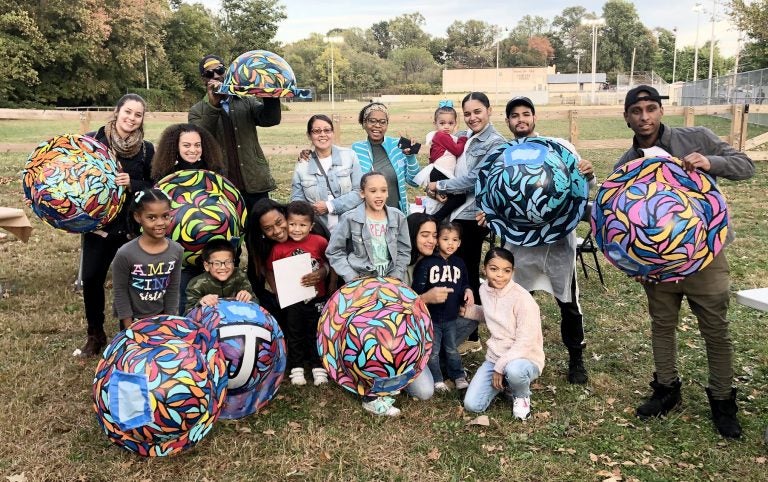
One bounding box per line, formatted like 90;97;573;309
693;3;703;81
707;0;717;104
672;27;678;84
581;17;606;105
325;35;344;110
495;27;507;106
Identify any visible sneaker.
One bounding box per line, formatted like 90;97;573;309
362;397;401;417
454;377;469;390
289;367;307;386
458;340;482;355
512;397;531;420
311;367;328;386
434;381;450;393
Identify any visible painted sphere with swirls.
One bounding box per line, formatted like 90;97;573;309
477;137;588;246
156;169;246;268
188;300;287;419
317;277;433;397
92;315;227;457
591;156;729;282
217;50;300;98
21;134;125;233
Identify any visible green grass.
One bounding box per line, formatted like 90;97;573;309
1;103;767;481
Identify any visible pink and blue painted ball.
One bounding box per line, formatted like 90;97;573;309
217;49;311;99
477;137;588;246
188;300;287;419
156;169;247;268
22;134;125;233
318;277;433;397
92;315;228;457
591;156;729;282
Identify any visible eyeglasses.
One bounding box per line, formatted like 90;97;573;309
202;65;226;79
310;128;333;135
206;260;234;268
365;118;388;127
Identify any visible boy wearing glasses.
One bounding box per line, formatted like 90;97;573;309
185;238;256;312
189;54;281;210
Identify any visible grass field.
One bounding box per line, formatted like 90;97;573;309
0;102;767;481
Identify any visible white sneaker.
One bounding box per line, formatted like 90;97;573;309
454;377;469;390
362;397;401;417
512;396;531;420
434;381;450;393
312;367;328;386
289;367;307;386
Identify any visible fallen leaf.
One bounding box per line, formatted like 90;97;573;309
262;429;276;436
5;474;27;482
237;427;252;433
288;421;302;431
321;452;331;461
468;415;490;426
756;457;767;464
427;447;441;461
590;453;599;463
533;411;551;420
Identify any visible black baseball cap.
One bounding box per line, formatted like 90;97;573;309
505;96;535;117
624;85;669;112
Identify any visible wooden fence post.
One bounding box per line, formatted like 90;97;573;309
729;104;744;149
332;114;341;145
683;106;694;127
569;110;579;148
79;111;91;134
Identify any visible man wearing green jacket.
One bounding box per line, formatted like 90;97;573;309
189;54;282;210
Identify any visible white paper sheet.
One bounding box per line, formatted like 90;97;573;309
272;253;317;308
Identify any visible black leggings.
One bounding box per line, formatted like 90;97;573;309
430;169;467;222
82;232;129;335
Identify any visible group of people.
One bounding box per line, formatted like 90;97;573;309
70;51;754;439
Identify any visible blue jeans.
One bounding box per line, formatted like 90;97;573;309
404;368;434;400
463;359;540;413
428;319;464;383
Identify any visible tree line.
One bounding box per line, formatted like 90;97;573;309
1;0;766;109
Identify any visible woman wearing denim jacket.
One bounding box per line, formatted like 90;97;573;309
351;102;420;215
426;92;507;349
291;114;363;231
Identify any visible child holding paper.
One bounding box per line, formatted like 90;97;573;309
266;200;330;386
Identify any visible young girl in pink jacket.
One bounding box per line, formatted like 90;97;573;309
461;247;545;420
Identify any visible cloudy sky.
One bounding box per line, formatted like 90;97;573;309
193;0;742;57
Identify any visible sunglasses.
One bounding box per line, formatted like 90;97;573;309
310;128;333;135
202;65;226;79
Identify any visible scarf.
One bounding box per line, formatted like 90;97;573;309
105;117;144;158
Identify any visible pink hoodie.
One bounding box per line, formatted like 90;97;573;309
465;280;545;374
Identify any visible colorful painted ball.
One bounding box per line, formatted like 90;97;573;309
217;49;311;98
318;277;433;397
188;300;287;419
477;137;589;246
21;134;125;233
92;315;228;457
591;156;729;282
156;170;247;268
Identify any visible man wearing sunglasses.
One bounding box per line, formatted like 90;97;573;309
189;54;282;210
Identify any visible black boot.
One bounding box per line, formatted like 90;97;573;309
567;348;588;384
78;329;107;358
706;387;742;439
636;373;682;418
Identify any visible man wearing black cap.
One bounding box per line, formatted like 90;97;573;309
618;85;754;438
189;54;282;209
501;96;596;385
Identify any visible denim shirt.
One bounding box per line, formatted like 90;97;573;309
352;136;420;214
290;145;364;227
326;203;411;283
435;123;507;220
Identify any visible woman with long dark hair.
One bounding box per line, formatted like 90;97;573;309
79;93;155;357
